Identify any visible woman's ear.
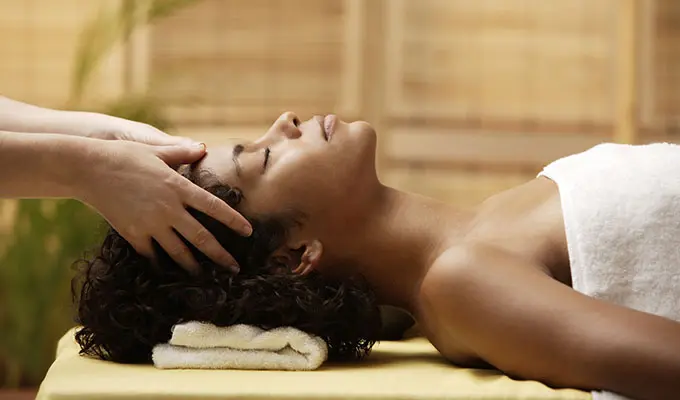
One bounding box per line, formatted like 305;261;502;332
293;239;323;276
270;239;324;275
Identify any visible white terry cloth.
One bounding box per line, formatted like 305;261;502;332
538;142;680;400
152;322;328;371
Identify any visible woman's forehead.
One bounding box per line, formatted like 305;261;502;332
193;141;244;185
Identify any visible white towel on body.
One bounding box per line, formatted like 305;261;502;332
539;142;680;400
152;321;328;371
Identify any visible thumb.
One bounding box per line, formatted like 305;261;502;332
155;142;207;166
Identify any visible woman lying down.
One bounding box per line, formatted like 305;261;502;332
73;112;680;400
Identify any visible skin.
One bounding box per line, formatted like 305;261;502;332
0;95;252;272
196;112;680;400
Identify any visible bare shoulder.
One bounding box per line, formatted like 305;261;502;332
419;242;540;298
415;243;531;365
418;245;479;304
415;242;564;365
417;242;548;334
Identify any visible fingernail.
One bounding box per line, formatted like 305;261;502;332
229;265;240;274
193;142;206;151
242;225;253;236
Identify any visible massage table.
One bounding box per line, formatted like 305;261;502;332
37;328;590;400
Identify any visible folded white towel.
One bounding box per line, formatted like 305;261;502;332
152;322;328;371
539;143;680;400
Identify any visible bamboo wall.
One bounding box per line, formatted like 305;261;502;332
647;0;680;127
0;0;125;106
2;0;680;207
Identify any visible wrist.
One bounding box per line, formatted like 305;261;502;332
46;134;107;200
51;110;121;139
0;131;105;199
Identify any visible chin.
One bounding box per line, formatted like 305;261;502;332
330;120;378;182
349;120;376;137
348;120;377;152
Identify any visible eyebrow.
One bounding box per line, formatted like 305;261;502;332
232;144;244;177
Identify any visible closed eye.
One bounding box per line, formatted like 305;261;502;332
262;147;271;172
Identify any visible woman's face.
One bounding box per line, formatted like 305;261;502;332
195;112;379;240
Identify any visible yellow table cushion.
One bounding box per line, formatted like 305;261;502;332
37;328;590;400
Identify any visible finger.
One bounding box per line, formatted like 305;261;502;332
173;135;198;146
150;133;196;147
155;143;207;166
185;184;253;237
154;230;201;274
175;213;240;273
127;236;155;260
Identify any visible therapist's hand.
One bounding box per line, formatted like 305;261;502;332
88;115;196;147
80;139;251;274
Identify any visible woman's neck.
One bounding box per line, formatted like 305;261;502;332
325;184;472;312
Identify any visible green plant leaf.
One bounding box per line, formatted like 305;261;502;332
0;0;205;388
70;0;202;107
0;200;104;387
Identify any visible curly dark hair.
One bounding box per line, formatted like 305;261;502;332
72;168;381;364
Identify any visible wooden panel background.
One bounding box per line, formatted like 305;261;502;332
2;0;680;206
379;0;620;201
646;0;680;130
386;0;618;126
0;0;124;108
148;0;363;126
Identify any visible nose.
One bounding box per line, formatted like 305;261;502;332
276;112;301;139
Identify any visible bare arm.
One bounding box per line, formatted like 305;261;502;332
0;130;91;198
0;95;124;138
421;245;680;400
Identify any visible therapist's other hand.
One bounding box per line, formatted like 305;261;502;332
88;115;195;147
81;140;251;274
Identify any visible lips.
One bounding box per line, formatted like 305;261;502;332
323;114;337;142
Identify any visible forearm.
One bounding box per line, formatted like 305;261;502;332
0;130;94;199
0;95;117;138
